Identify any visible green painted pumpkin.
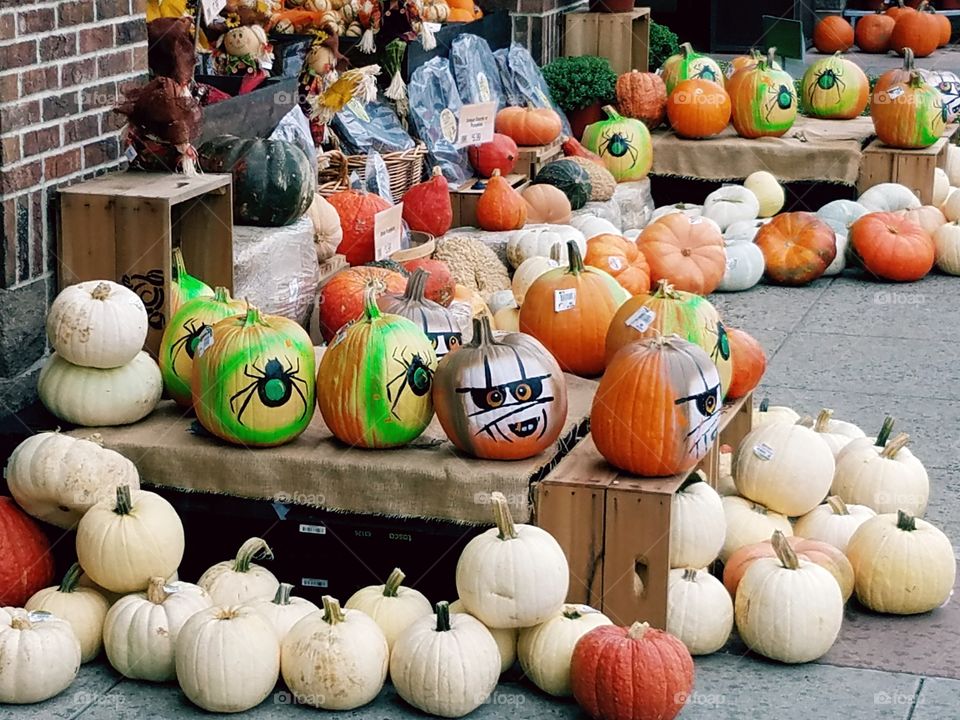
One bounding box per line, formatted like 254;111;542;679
581;106;653;182
660;42;724;95
727;48;797;139
170;247;214;317
532;160;592;211
160;286;246;407
379;269;462;359
801;54;869;120
871;72;947;150
192;306;316;447
198;135;315;227
317;284;438;448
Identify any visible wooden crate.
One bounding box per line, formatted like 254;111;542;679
451;174;529;228
58;173;234;356
858;125;959;205
534;392;753;628
516;138;563;179
563;8;650;75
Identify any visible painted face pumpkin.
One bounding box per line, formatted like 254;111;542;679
317;284;438;448
433;316;568;460
379;269;462;360
192;306;316;447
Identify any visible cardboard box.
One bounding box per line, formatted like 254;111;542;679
451;174;529;228
563;8;651;74
858;125;959;205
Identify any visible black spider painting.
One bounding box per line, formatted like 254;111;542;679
168;319;209;364
229;357;310;426
386;348;434;420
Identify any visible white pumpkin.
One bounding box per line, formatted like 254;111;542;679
449;599;517;673
806;408;865;458
493;306;520;331
858;183;921;212
517;604;612;697
752;398;800;426
198;537;280;606
455;492;569;629
512;255;559;305
794;496;876;553
666;568;733;656
831;431;929;516
846;511;956;615
391;601;500;717
76;485;184;594
38;351;163;427
723;218;768;244
103;577;212;681
307;193;343;262
945;144;960;185
568;214;620;238
505;224;586;269
3;431;140;529
344;567;432;650
816;199;869;229
669;473;726;569
247;583;319;642
0;609;81;704
650;202;703;224
744;171;784;217
720;496;793;562
46;280;148;369
702;185;760;231
934;220;960;274
716;241;765;292
934;167;951;208
487;289;517;315
716;448;737;496
734;422;835;517
0;607;10;626
735;532;843;663
623;228;641;241
79;570;177;606
281;596;388;710
176;604;280;713
25;563;109;664
819;220;848;276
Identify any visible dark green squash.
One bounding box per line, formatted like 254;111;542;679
198;135;315;227
532;160;593;211
364;259;410;276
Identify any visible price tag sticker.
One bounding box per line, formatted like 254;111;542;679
625;305;656;332
455;101;497;148
753;443;775;461
726;257;739;270
554;288;577;312
288;280;299;302
196;326;214;357
574;604;601;615
689;216;703;225
163;584;181;594
374;203;404;261
200;0;227;19
27;611;54;623
887;86;905;99
607;256;624;271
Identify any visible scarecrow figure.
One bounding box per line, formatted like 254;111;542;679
213;12;274;89
297;27;349;145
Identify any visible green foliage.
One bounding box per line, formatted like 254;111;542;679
649;21;680;72
542;56;617;113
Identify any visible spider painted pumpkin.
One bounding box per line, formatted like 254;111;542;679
754;212;837;285
724;49;781;79
192;306;316;447
170;248;214;317
379;269;462;359
433;317;567;460
871;72;946;149
660;42;724;94
593;335;722;477
326;188;393;266
581;106;652;182
583;233;651;296
812;16;854;53
666;79;731;139
519;241;630;377
159;287;245;407
637;212;727;295
727;48;798;139
318;266;407;342
801;54;869;119
850;212;934;281
317;284;438;448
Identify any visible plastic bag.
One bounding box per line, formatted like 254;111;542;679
331;97;415;155
268;106;318;175
573;199;623;229
408;57;471;186
451;34;505;110
614;178;655;231
364;152;394;202
494;48;521;107
501;43;572;136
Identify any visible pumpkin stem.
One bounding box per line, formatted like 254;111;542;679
322;595;345;624
795;415;814;428
680;41;693;58
241;305;266;328
491;491;519;540
431;165;443;178
146;577;169;604
827;495;849;515
902;47;915;72
814;408;834;433
908;71;926;89
758;397;770;412
601;104;620;120
875;416;895;446
897;509;917;531
471;316;497;348
627;621;649;640
653;278;681;299
435;600;451;632
10;617;32;631
565;240;584;274
362;281;384;321
771;530;800;570
682;568;699;582
383;568;405;597
750;501;769;516
172;247;187;281
881;432;910;458
213;286;233;304
561;604;583;620
58;562;82;593
679;470;705;491
273;583;294;606
90;282;112;301
765;47;777;68
113;485;133;515
233;537;273;573
404;269;429;303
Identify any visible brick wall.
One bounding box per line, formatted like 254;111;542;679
0;0;147;419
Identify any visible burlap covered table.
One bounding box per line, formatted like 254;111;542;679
69;374;598;525
651;116;876;184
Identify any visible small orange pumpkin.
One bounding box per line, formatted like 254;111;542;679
725;327;766;399
495;105;563;146
637;213;726;295
813;16;855;53
855;11;896;53
583;233;651;296
850;211;934;281
476;169;527;231
754;212;837;285
666;79;731;139
889;3;939;57
521;184;572;225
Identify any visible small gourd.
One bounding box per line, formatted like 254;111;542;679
666;568;733;656
25;563;109;664
476;170;527;231
197;537;280;606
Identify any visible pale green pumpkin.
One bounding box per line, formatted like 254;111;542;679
660;42;724;95
801;54;869;120
170;248;214;317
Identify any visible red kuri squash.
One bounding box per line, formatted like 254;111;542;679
327;189;393;266
849;211;935;281
317;266;407;341
467;133;519;178
754;212;837;285
476;169;527;231
726;327;767;399
402;166;452;238
401;258;456;306
0;497;55;607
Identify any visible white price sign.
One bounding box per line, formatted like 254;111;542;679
374;203;404;261
455;101;497;148
200;0;227;19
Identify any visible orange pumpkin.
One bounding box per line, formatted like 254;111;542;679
850;211;934;281
855;11;896;53
725;49;765;78
890;4;939;57
754;212;837;285
592;335;723;477
317;266;406;342
723;533;855;602
637;213;726;295
495;105;563;146
871;71;945;149
615;70;668;129
519;241;629;377
666;79;731;139
873;47;916;94
933;8;952;47
726;327;766;399
813;16;855;53
521;184;572;225
447;7;474;21
583;233;651;295
327;188;392;266
476;169;527;231
886;0;915;21
726;48;797;139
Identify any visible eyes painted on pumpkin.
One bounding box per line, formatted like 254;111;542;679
674;346;723;460
675;383;721;417
456;370;554;443
430;331;462;358
468;377;544;412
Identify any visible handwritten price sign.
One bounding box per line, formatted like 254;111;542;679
455;101;497;148
374;203;404;261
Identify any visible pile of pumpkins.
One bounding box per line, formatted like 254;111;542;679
814;2;952;58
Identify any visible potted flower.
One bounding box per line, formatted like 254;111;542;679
542;56;618;139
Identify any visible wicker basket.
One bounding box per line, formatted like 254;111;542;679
317;145;427;202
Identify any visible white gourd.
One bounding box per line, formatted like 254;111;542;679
505;225;586;268
449;599;517;673
0;609;81;704
512;256;559;305
344;567;432;650
568;214;620;238
723;218;768;244
805;408;865;458
744;170;784;217
793;496;876;553
858;183;921;212
25;563;109;664
816;199;869;229
716;241;765;292
934;167;950;207
669;473;726;569
198;537;280;606
649;203;703;224
666;568;733;656
702;185;760;230
720;496;793;562
247;583;319;642
819;219;848;276
934;221;960;274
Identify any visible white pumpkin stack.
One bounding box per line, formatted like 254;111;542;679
39;280;162;426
